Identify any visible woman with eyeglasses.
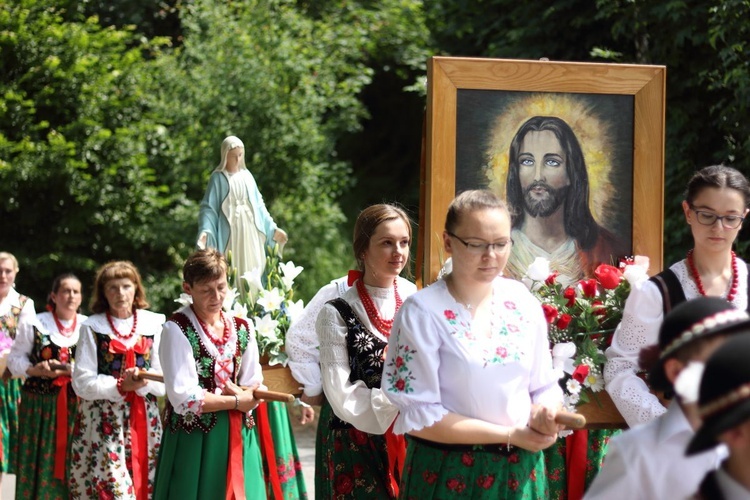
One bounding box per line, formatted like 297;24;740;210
605;165;750;427
383;190;563;498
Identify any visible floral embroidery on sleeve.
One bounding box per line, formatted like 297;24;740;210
385;343;417;393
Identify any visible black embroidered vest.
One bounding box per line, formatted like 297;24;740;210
163;312;250;434
327;298;388;430
21;327;77;396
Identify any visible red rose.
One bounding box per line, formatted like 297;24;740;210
108;452;119;461
595;264;622;290
395;378;406;391
335;473;354;495
102;422;113;435
461;452;474;466
446;478;461;491
395;356;404;368
563;287;577;307
556;313;572;330
444;310;456;320
572;364;590;383
541;304;558;324
545;271;560;285
579;278;598;298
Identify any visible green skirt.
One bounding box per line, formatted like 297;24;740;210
544;429;620;500
263;400;308;499
14;390;78;499
0;378;21;473
315;401;394;499
153;410;266;499
399;436;548;500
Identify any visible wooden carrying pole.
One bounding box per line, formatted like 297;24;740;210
133;368;295;403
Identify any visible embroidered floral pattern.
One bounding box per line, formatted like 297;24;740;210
386;342;417;394
22;327;78;395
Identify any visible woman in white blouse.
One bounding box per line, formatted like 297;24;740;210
155;249;265;499
383;190;563;498
605;165;750;427
316;204;417;499
70;261;166;500
8;273;86;498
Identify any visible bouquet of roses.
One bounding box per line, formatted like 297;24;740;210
176;246;305;366
523;256;649;411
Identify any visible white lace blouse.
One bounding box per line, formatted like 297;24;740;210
383;277;562;435
286;276;348;397
72;310;166;402
317;276;417;435
604;258;748;427
7;311;87;377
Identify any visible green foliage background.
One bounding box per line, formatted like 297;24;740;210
1;0;748;313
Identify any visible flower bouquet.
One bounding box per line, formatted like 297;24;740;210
523;256;649;423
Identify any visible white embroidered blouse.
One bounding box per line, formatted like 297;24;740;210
317;276;417;435
604;258;748;427
383;277;562;435
160;306;263;415
72;310;166;402
7;311;87;377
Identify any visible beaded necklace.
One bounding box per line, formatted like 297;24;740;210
355;278;402;336
106;309;138;340
687;249;739;303
192;306;230;346
52;310;77;337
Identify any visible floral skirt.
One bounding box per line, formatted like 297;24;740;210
261;400;308;499
14;390;78;499
399;436;548;499
544;428;620;500
69;396;162;499
154;410;266;499
0;377;21;473
315;401;394;499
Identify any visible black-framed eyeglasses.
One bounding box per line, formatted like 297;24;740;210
689;206;746;229
447;232;513;254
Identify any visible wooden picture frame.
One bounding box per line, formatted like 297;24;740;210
419;56;666;285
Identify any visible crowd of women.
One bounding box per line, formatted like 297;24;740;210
0;162;749;499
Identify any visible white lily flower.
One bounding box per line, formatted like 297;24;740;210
526;257;551;282
280;261;304;282
174;293;193;307
222;288;237;312
287;299;305;324
257;288;284;312
229;301;248;319
552;342;577;378
241;267;264;292
254;314;279;339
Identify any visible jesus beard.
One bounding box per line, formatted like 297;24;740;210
523;181;569;218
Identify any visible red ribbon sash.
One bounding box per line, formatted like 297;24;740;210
385;422;406;498
51;375;71;480
347;269;363;286
109;337;151;500
225;410;246;500
565;429;588;500
256;403;283;500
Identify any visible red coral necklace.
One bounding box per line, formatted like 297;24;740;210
192;306;230;346
687;249;738;302
356;278;402;336
107;309;138;339
52;310;77;337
